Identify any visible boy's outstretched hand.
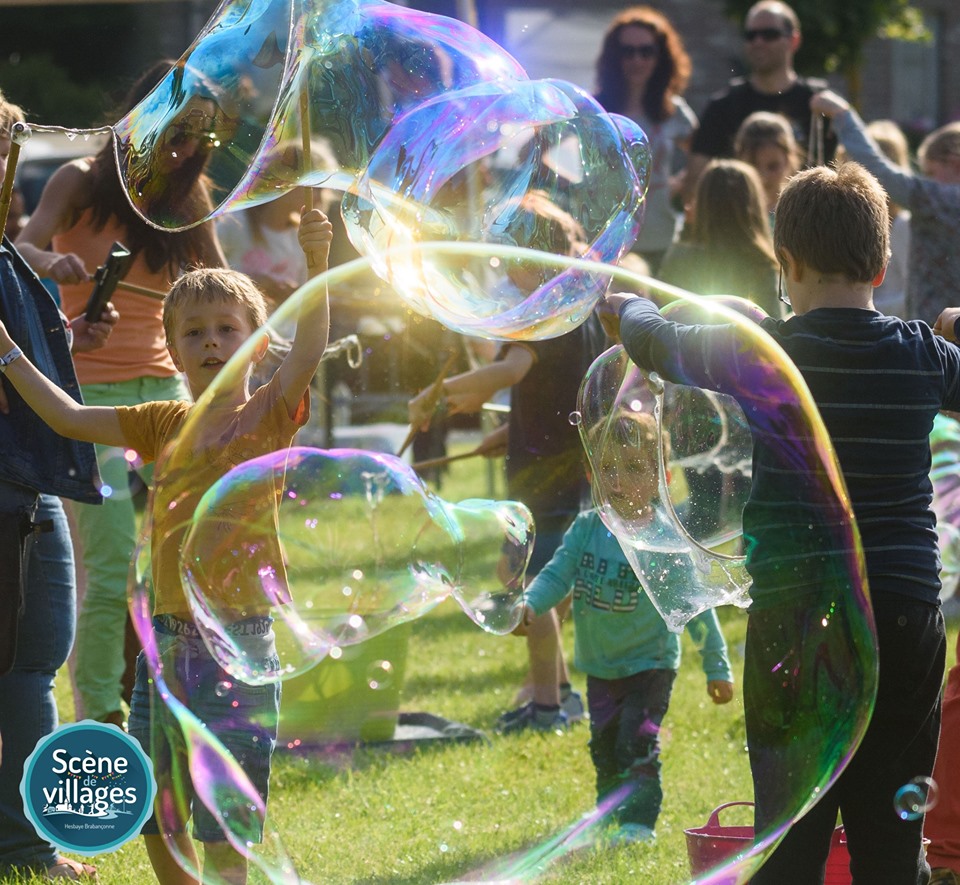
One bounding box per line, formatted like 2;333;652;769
598;292;640;342
810;90;850;120
933;308;960;343
511;601;536;636
299;208;333;274
707;680;734;705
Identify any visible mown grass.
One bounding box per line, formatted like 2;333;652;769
3;440;955;884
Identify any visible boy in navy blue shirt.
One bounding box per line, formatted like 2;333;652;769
607;162;960;884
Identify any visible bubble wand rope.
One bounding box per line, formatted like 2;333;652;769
0;123;27;238
397;349;458;457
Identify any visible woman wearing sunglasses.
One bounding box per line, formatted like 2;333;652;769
594;6;696;274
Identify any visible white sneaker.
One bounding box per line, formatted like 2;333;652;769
561;690;586;724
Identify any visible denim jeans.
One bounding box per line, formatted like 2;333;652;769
0;489;75;870
587;668;677;830
127;615;280;843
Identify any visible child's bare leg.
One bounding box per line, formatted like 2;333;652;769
512;600;573;706
203;841;249;885
144;833;200;885
554;595;573;687
526;609;562;707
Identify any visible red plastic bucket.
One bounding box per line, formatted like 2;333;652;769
684;801;851;883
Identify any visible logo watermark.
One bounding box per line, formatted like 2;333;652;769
20;720;157;855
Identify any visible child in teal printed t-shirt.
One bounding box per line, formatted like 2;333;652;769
513;409;734;845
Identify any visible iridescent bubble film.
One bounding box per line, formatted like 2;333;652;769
576;342;752;631
578;283;876;881
98;0;648;339
106;247;887;883
179;445;532;682
111;0;528;227
931;411;960;597
341;77;648;338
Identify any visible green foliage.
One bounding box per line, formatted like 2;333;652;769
0;55;109;128
722;0;930;74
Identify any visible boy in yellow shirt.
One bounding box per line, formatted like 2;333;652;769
0;207;333;885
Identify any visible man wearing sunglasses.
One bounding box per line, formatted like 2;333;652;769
684;1;835;201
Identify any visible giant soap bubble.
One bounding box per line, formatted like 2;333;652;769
99;0;649;339
112;0;528;227
576;338;754;631
575;283;876;882
931;411;960;598
116;252;881;883
179;445;532;683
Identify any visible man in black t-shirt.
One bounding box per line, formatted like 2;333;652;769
683;1;835;201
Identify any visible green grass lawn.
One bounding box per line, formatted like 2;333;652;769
4;441;956;884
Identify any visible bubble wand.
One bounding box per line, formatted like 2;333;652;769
299;83;317;270
411;446;486;472
0;122;28;238
397;350;458;458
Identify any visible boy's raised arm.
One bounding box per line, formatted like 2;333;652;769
0;320;125;446
276;208;332;411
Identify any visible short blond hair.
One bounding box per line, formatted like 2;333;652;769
163;268;268;343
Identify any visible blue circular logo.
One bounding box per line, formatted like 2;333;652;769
20;720;157;856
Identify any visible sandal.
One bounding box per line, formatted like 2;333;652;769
46;857;99;881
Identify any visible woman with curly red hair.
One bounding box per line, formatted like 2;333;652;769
594;6;695;273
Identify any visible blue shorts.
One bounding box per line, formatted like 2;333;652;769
127;615;281;844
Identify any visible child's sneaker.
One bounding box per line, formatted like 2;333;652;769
560;689;586;724
606;823;655;846
495;702;568;734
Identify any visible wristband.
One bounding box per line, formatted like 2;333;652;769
0;345;23;373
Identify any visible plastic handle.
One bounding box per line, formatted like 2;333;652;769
706;801;755;828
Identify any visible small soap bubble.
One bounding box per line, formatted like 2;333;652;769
366;660;394;691
568;411;582;426
894;777;939;821
214;681;232;698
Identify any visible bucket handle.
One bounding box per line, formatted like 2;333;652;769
705;801;755;828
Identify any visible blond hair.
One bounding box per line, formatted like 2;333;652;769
0;89;26;136
867;120;910;170
918;122;960;168
774;163;890;282
163;268;268;343
589;408;668;463
691;159;777;266
735;111;802;173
